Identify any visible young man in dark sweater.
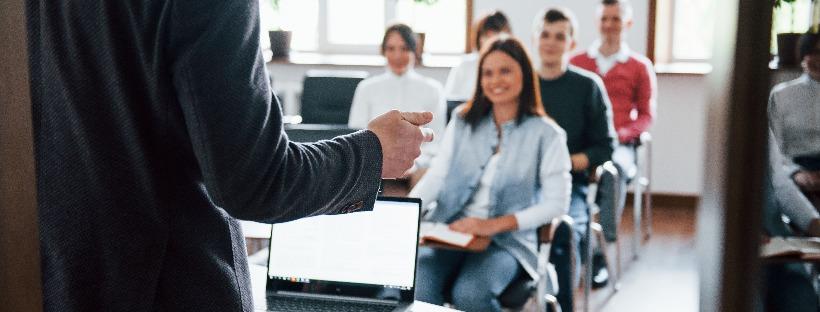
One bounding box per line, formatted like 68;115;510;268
534;7;617;291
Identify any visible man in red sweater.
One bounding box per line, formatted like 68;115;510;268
570;0;657;264
571;0;656;147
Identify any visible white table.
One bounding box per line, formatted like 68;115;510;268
248;264;459;311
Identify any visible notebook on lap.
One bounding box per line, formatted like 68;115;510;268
263;197;422;312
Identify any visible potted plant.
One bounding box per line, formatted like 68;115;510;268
774;0;810;66
267;0;291;59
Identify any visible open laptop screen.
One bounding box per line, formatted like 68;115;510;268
267;197;421;292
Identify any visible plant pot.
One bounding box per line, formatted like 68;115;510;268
268;30;292;59
777;33;802;67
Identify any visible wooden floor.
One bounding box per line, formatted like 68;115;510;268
578;203;698;312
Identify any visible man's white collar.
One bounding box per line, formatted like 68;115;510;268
587;39;631;63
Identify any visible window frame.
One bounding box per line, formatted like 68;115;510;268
288;0;471;55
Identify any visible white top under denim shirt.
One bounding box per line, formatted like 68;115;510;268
410;108;572;279
462;154;501;219
348;69;447;168
769;74;820;175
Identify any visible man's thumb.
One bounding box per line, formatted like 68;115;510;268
400;111;434;126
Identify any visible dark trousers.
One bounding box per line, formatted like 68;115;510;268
763;263;818;312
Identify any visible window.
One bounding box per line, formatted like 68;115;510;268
771;0;815;53
654;0;716;63
326;0;386;47
393;0;467;54
260;0;467;55
654;0;816;64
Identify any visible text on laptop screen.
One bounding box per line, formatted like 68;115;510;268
267;199;420;289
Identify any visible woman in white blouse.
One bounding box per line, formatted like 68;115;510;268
443;11;512;102
348;23;446;173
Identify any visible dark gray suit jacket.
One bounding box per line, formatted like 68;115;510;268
26;1;382;311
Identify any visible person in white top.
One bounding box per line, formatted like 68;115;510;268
769;29;820;209
348;23;446;178
443;11;512;102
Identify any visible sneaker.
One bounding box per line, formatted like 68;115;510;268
591;253;609;289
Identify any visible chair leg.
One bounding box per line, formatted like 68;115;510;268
641;139;652;241
615;234;622;290
632;178;642;260
584;219;593;312
535;243;552;312
643;142;653;241
591;223;618;292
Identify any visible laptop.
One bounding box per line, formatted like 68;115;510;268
263;197;422;312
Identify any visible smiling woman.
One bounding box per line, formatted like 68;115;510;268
408;36;571;311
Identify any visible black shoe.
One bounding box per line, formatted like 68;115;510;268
591;253;609;289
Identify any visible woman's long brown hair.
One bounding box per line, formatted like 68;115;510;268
461;35;547;129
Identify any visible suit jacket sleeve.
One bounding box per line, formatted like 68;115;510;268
168;0;382;223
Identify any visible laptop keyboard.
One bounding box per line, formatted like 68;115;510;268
267;296;397;312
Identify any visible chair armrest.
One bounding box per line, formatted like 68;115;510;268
539;215;575;244
588;161;619;184
626;131;652;147
639;131;652;146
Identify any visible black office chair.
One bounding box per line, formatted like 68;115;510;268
582;162;621;312
445;100;465;123
299;70;368;124
547;216;577;312
498;216;575;312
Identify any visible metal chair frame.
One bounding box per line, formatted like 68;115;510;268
630;132;653;258
583;161;621;312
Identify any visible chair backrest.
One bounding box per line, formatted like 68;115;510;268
299;70;368;124
445;100;464;123
547;216;575;312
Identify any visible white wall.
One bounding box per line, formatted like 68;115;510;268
650;75;707;195
268;0;709;196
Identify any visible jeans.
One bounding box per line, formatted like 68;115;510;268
415;243;521;312
568;184;588;287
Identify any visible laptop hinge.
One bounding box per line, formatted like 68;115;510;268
273;291;401;305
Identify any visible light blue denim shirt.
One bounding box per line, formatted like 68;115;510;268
410;110;572;279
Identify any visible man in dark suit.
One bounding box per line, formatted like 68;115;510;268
26;0;433;311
